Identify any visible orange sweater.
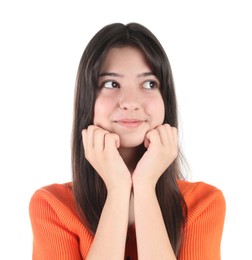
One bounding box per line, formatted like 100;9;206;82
29;181;225;260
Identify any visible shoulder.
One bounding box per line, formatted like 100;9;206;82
178;180;225;201
29;182;76;215
29;182;93;259
178;181;226;258
178;180;226;225
30;182;73;201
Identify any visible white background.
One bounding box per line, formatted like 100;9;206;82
0;1;251;259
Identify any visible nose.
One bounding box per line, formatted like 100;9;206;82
119;87;140;110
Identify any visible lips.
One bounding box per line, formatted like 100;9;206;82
114;119;145;128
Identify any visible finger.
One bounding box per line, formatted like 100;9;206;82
82;126;96;159
104;133;120;151
169;127;178;159
155;124;171;145
145;129;161;147
144;135;150;148
81;129;88;153
85;125;97;149
171;127;178;146
93;128;109;151
85;125;106;148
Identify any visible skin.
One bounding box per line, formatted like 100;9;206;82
82;46;178;260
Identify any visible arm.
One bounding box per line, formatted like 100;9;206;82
29;189;84;260
82;126;132;260
132;124;178;260
179;185;226;260
87;188;131;260
133;183;176;260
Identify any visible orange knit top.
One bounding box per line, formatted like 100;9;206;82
29;180;226;259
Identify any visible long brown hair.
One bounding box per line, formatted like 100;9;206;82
71;22;187;256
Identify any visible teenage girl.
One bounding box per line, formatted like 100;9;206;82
29;22;226;260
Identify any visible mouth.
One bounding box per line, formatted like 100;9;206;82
114;119;145;128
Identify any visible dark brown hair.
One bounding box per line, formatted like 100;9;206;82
71;22;187;256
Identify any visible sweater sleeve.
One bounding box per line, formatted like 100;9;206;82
29;184;87;260
178;182;226;260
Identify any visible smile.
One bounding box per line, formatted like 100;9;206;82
115;119;144;128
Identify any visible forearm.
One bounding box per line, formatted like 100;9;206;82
86;188;131;260
133;183;176;260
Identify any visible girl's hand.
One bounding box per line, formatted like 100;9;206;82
133;124;178;188
82;125;132;193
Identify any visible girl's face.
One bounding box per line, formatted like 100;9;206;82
94;46;165;148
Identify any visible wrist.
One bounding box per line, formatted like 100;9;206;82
132;173;157;191
132;178;156;196
107;182;132;198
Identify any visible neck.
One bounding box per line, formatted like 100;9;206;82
118;144;145;173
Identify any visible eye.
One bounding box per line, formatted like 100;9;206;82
141;80;159;89
102;81;120;89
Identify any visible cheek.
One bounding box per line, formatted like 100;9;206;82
150;97;165;124
93;97;113;125
157;105;165;124
93;99;101;125
93;102;102;125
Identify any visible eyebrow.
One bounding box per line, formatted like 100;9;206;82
99;72;156;78
99;72;123;78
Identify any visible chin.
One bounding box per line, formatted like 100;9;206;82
119;137;145;148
